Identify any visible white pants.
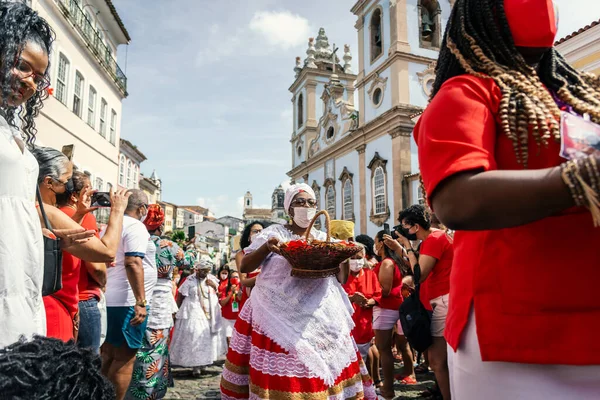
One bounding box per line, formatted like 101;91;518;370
448;310;600;399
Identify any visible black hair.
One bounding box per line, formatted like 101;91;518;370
240;221;268;250
355;234;375;259
0;2;54;146
0;336;115;399
432;0;600;167
398;204;431;230
375;230;411;276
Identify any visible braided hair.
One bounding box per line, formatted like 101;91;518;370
0;1;54;146
432;0;600;167
0;336;115;399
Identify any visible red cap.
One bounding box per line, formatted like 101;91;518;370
504;0;558;48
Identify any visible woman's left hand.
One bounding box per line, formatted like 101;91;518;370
207;280;218;291
77;188;99;215
383;234;403;252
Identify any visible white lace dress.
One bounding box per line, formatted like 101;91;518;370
170;275;227;367
220;224;376;399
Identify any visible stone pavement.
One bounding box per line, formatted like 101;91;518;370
166;361;437;399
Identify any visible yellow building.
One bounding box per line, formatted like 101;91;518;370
556;19;600;75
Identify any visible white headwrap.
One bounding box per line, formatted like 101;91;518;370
195;259;214;271
284;183;316;213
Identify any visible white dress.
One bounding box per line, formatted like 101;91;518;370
0;116;45;347
170;275;227;367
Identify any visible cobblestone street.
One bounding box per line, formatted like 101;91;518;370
166;361;437;399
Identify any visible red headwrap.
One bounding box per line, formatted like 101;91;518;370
504;0;558;48
144;204;165;231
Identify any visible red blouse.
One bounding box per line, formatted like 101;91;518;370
373;258;403;310
343;268;382;344
415;74;600;364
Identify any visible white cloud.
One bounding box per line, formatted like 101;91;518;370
249;11;311;50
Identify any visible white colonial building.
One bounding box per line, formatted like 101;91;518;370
287;0;450;236
29;0;129;191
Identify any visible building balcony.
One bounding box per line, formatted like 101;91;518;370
56;0;128;96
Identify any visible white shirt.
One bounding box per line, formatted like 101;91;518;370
104;215;157;307
0;116;45;347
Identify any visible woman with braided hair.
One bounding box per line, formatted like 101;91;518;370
415;0;600;398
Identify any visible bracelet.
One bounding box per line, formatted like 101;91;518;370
561;156;600;226
406;248;415;253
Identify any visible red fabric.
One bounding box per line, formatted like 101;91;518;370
419;280;433;311
504;0;557;48
414;74;600;365
372;259;403;310
241;269;260;308
44;207;90;340
343;269;382;344
419;230;453;301
73;211;102;301
219;280;240;321
43;296;73;341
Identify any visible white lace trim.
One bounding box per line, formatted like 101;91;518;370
249;345;317;378
222;367;249;386
245;224;357;386
229;328;252;355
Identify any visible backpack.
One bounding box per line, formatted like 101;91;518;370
399;263;433;352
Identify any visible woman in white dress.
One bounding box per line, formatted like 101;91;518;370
170;260;227;377
0;3;82;347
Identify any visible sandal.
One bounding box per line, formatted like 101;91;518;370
394;374;417;385
375;388;395;400
420;386;442;399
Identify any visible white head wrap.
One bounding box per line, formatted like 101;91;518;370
195;259;214;271
284;183;316;214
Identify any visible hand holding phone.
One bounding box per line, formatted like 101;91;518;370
91;192;111;208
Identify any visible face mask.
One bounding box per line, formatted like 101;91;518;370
139;205;148;223
504;0;558;48
231;278;240;286
292;207;317;228
249;233;258;243
220;274;228;281
349;259;365;272
400;227;418;241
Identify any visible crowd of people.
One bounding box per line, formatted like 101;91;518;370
2;0;600;399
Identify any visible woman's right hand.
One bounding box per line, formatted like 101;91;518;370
110;188;131;214
77;188;99;215
266;237;281;254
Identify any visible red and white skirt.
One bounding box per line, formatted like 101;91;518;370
220;301;376;400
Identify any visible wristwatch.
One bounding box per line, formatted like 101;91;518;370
136;299;147;307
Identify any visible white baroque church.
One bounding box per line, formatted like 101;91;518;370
287;0;451;236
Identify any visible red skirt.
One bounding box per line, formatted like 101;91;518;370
220;300;376;400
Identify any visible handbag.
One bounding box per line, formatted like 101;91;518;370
37;187;63;296
399;263;433;352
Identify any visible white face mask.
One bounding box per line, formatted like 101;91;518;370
292;207;317;228
140;213;147;223
349;259;365;272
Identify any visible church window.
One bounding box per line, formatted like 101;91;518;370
368;152;390;226
372;87;383;106
419;0;442;49
297;93;304;129
326;184;336;219
370;8;383;62
326;126;335;140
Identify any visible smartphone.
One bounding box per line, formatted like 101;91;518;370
91;192;111;208
383;223;391;236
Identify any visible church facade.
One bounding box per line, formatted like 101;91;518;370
287;0;451;236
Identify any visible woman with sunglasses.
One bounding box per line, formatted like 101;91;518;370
0;2;94;347
221;183;376;400
31;146;131;343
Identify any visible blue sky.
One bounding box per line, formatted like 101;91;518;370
114;0;599;218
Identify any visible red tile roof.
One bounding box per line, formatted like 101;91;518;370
555;19;600;46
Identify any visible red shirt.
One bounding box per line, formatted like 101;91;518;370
75;212;102;301
219;281;240;321
415;74;600;364
373;259;403;310
419;280;433;312
419;230;453;301
241;269;260;308
343;269;382;344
